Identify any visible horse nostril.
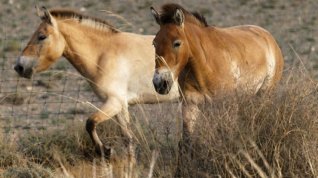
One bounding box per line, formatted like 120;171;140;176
162;80;168;89
14;64;24;74
153;79;160;89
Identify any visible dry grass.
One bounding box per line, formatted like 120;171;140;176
1;67;318;178
181;68;318;177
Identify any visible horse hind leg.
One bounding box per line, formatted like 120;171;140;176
257;40;284;95
255;73;278;96
86;117;111;159
86;96;123;159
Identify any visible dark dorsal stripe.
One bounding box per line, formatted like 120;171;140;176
49;9;119;33
159;3;208;27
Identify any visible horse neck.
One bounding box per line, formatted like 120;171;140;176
58;20;114;81
183;23;218;93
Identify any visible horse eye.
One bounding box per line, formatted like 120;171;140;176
38;34;47;41
152;41;156;47
173;40;181;48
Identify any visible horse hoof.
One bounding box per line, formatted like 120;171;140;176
174;172;182;178
174;165;188;178
95;145;111;159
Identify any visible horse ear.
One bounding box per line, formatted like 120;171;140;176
150;7;161;25
35;5;43;17
174;9;184;27
40;6;54;26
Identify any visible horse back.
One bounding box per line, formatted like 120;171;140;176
225;25;283;91
201;25;284;93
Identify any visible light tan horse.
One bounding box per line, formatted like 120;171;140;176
151;3;284;176
14;7;179;175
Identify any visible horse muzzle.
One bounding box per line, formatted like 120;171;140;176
153;69;174;95
14;56;36;79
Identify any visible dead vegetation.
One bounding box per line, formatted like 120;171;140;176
0;67;317;178
179;68;318;177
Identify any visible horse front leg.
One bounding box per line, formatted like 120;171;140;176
116;107;136;178
86;96;123;159
175;103;200;178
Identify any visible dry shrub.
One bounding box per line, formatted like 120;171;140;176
2;163;54;178
0;133;25;169
17;123;92;167
0;132;54;178
0;144;23;169
15;119;138;177
181;68;318;177
130;103;180;178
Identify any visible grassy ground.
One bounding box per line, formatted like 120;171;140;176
0;0;318;177
1;67;318;177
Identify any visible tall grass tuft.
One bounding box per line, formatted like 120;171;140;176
178;68;318;177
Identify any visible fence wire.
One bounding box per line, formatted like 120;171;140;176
0;38;102;133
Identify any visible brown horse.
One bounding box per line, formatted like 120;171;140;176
151;3;284;176
14;6;179;174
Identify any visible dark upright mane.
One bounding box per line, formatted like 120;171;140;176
159;3;208;27
49;9;119;33
191;12;208;27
